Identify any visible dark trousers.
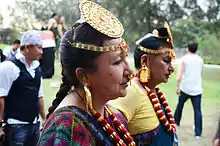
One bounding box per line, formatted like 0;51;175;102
3;122;40;146
39;47;55;79
174;91;202;136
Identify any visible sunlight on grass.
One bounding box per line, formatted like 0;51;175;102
0;44;9;49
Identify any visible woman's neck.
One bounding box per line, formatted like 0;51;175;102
145;82;157;90
75;88;106;116
21;51;32;66
91;91;107;116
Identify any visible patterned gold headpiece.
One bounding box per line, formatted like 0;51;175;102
79;0;124;38
137;21;175;58
164;21;174;50
69;1;128;55
68;39;128;56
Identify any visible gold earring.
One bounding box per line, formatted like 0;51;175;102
84;85;92;111
138;65;150;83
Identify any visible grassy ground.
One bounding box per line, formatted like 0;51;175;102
0;44;9;49
41;57;220;146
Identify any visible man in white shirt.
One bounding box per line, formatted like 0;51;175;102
174;41;203;138
3;39;20;60
0;30;46;145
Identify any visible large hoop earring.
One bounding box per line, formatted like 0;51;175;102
138;65;150;83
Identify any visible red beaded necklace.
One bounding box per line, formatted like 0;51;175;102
143;86;176;133
76;90;136;146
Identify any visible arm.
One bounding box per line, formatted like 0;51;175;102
57;24;63;37
0;97;4;141
0;62;18;139
0;61;19;115
48;19;55;31
0;97;5;140
38;78;46;122
39;96;46;121
0;97;5;121
176;58;184;95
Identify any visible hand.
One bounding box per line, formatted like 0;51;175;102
213;139;220;146
0;128;5;143
41;119;46;128
176;87;180;95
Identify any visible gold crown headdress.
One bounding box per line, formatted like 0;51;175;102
164;22;174;50
137;21;175;58
69;1;128;55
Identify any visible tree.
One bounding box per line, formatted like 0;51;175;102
183;0;205;20
197;32;220;64
16;0;80;28
101;0;184;49
0;28;19;44
172;19;206;48
206;0;220;22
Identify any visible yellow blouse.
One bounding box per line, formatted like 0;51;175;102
109;78;159;135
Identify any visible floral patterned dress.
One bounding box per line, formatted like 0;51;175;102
38;105;128;146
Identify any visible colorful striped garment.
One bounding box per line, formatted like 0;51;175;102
38;105;128;146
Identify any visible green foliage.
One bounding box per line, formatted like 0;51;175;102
102;0;185;50
0;44;9;49
172;19;207;48
197;32;220;65
17;0;80;28
0;28;20;44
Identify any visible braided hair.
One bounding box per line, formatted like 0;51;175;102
46;22;111;118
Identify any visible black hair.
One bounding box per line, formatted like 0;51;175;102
20;46;25;51
46;22;112;118
19;45;35;51
13;39;20;45
134;27;170;69
51;13;57;18
188;41;198;53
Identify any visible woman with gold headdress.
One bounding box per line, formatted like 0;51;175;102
38;1;136;146
109;23;178;146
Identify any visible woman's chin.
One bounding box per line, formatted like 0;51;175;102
114;90;127;99
162;78;168;83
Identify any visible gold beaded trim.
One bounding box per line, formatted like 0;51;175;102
68;39;129;55
138;46;175;57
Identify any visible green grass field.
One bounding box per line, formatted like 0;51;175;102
42;58;220;146
0;44;9;49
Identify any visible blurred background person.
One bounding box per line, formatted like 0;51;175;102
48;13;59;58
174;41;203;138
39;30;56;79
3;39;20;60
58;16;66;37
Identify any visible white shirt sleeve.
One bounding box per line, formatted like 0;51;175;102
3;47;11;59
0;61;20;96
38;78;44;98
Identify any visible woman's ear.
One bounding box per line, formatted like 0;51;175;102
141;54;150;67
75;68;88;86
